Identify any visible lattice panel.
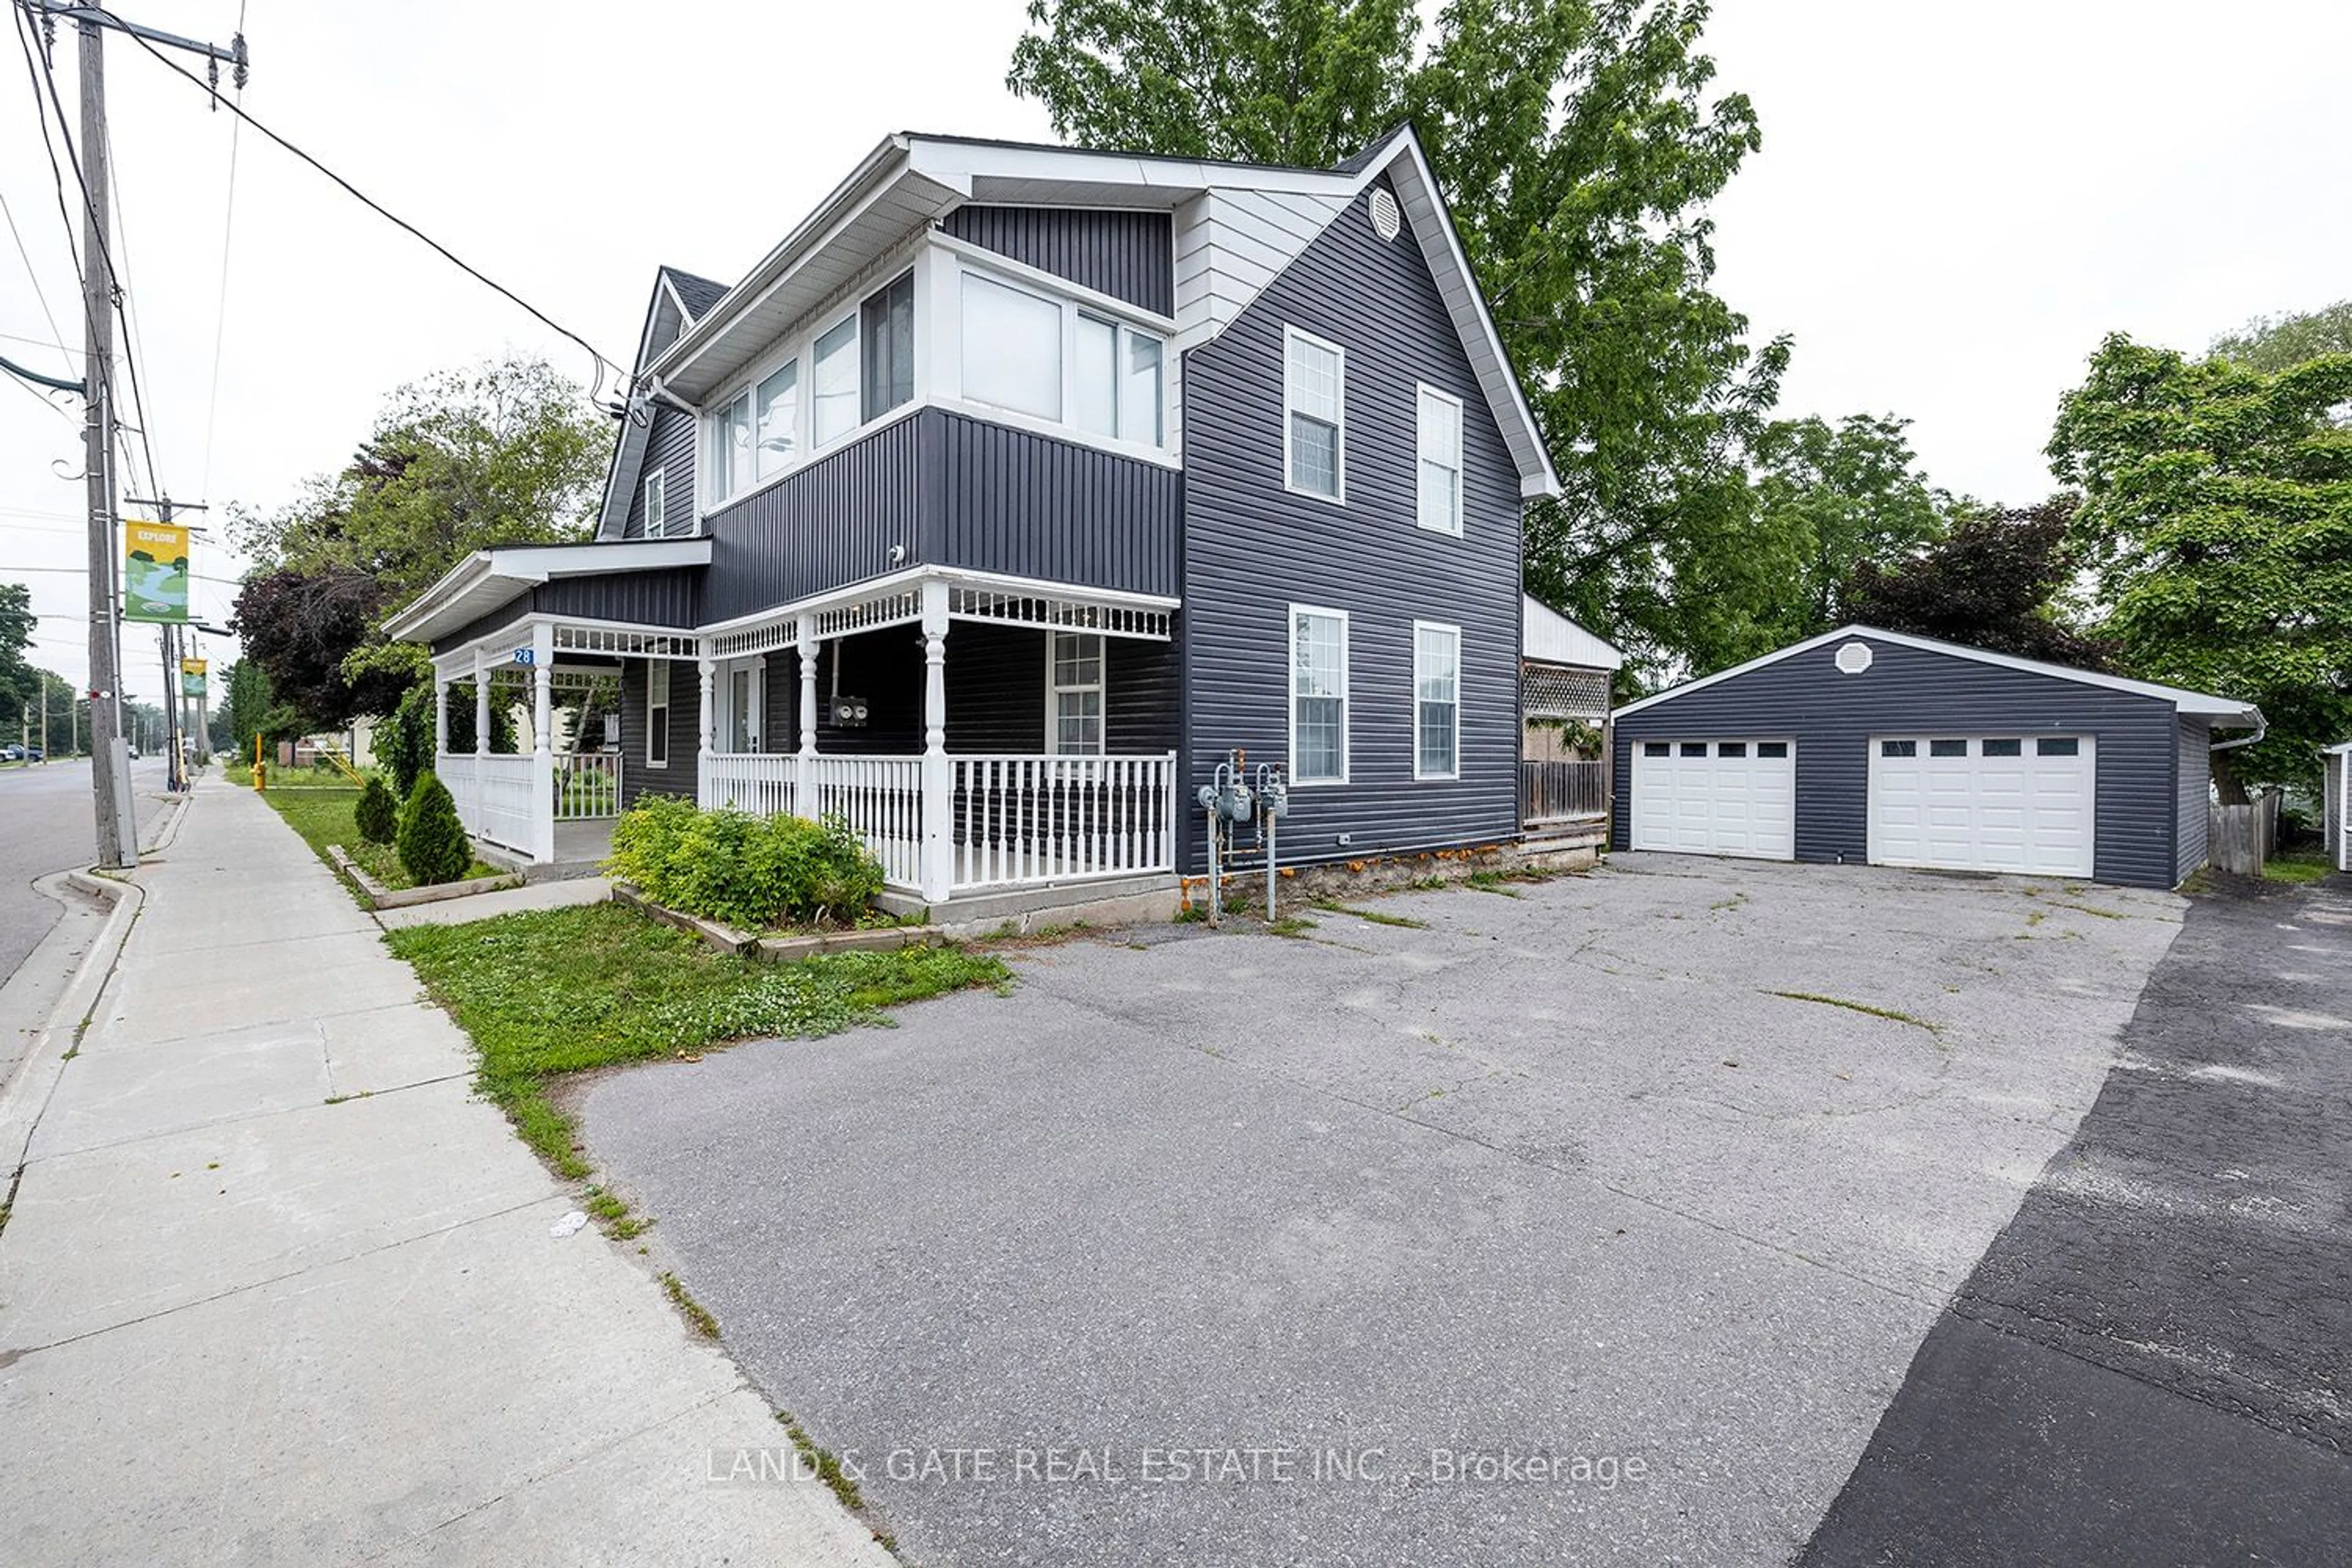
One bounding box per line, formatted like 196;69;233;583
1522;662;1611;719
949;587;1172;641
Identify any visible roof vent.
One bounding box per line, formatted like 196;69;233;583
1834;641;1874;675
1368;187;1401;241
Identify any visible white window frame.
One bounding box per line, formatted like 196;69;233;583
642;467;667;540
644;660;671;769
1287;603;1351;786
809;309;862;450
1412;620;1462;781
943;250;1172;461
1043;631;1107;757
1282;324;1346;504
1415;383;1464;537
715;656;764;755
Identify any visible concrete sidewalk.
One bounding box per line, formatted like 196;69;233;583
0;777;888;1567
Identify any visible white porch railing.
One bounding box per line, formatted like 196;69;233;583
806;756;923;889
951;753;1177;891
557;752;624;820
702;753;799;818
437;751;536;852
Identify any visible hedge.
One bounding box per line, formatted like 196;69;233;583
605;796;885;931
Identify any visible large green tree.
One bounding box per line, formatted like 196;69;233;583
0;582;38;717
2212;300;2352;381
2048;333;2352;791
1752;412;1943;642
1009;0;1788;682
229;355;606;728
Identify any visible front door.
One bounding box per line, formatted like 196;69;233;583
720;658;763;753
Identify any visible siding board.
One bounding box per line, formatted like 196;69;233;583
2176;717;2211;884
943;206;1174;316
1610;636;2188;889
621;404;698;540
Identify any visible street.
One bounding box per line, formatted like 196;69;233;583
0;756;170;992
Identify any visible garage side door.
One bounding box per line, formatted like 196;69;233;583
1869;735;2095;876
1630;739;1796;860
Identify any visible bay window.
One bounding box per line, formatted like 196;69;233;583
1289;606;1349;783
1414;622;1461;780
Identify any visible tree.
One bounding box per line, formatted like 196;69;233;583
1008;0;1789;683
355;774;399;845
2048;333;2352;792
214;659;298;754
1844;500;2112;668
396;771;472;886
228;355;606;728
2212;300;2352;380
0;582;39;718
1752;413;1943;641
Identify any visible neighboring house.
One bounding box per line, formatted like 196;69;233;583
2325;741;2351;873
1610;626;2264;889
384;127;1561;906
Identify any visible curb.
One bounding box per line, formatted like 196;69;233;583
0;867;143;1187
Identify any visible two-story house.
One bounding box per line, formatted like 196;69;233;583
385;126;1564;911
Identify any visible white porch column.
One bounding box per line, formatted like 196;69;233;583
472;648;489;758
531;621;556;862
432;675;448;756
696;648;717;809
795;613;818;820
918;579;952;903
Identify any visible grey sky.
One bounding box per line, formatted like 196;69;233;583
5;1;2346;695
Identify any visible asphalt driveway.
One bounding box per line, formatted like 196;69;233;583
576;854;2185;1566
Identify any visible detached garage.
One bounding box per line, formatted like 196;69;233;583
1611;627;2264;889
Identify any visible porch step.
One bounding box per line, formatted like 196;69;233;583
893;873;1184;936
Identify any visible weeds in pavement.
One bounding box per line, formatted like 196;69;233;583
660;1272;720;1339
1766;990;1937;1031
1311;900;1428;929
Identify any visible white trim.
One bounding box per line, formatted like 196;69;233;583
695;564;1180;641
1521;596;1623;671
1412;620;1461;781
1044;630;1108;757
930;231;1177;335
1288;603;1351;785
645;659;673;769
642;466;668;541
1414;382;1464;537
715;655;766;755
1282;324;1346;505
1613;624;2263;726
386;538;714;643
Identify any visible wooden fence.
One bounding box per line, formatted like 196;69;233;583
2209;790;2282;876
1521;759;1608;825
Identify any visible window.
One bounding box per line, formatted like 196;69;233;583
1983;738;2022;757
1681;742;1708;757
1931;739;1968;758
754;361;799;481
642;467;667;540
962;271;1063;421
1757;742;1789;759
1882;740;1917;758
709;393;753;502
1289;606;1349;782
1074;314;1164;444
1413;622;1460;780
1284;326;1344;499
1047;632;1106;756
2038;737;2080;756
811;315;860;445
1644;741;1670;757
861;271;914;421
645;662;671;768
1718;741;1747;758
1416;385;1463;534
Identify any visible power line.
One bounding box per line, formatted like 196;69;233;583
92;2;628;402
0;187;71;360
197;0;244;501
100;111;164;500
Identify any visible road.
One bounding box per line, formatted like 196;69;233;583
0;756;171;992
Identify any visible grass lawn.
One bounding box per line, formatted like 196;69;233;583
254;779;496;892
388;902;1012;1179
2262;845;2338;885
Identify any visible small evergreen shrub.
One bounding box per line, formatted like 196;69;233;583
398;771;472;886
605;797;885;930
354;774;399;845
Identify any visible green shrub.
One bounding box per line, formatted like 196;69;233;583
354;774;399;844
605;797;885;930
398;771;472;886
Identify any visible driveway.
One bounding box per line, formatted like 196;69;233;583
576;854;2185;1566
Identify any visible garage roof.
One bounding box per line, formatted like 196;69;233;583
1616;625;2263;727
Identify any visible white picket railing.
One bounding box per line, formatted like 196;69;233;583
702;752;799;818
437;751;535;852
805;755;924;889
951;753;1177;891
556;752;624;820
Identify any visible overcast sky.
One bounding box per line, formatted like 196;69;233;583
5;1;2348;696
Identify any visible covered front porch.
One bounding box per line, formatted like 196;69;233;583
425;569;1181;907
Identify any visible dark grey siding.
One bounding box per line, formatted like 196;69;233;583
2176;717;2211;884
699;408;1179;624
1178;178;1524;875
621;405;698;540
618;658;698;806
1610;635;2186;889
426;570;704;660
943;205;1174;317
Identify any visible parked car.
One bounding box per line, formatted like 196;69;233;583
1;744;22;762
20;745;43;762
127;743;141;760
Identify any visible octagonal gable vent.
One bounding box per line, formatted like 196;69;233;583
1368;186;1401;241
1834;640;1874;675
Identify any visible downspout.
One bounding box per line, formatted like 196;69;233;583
2208;717;2266;754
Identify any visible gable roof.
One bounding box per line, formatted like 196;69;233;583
659;266;729;320
1615;624;2263;727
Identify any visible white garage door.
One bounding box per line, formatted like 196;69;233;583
1630;739;1796;859
1869;735;2095;876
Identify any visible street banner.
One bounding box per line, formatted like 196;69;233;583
181;657;208;698
124;519;190;623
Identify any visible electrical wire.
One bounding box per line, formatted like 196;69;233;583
0;187;72;361
94;1;628;402
99;110;165;501
197;0;244;502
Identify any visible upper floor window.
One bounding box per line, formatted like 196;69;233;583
812;314;861;446
862;272;914;421
956;258;1169;452
1076;314;1164;445
708;270;912;507
1416;385;1463;535
1284;326;1344;501
1048;631;1106;756
1289;605;1349;783
962;271;1064;421
642;467;667;540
